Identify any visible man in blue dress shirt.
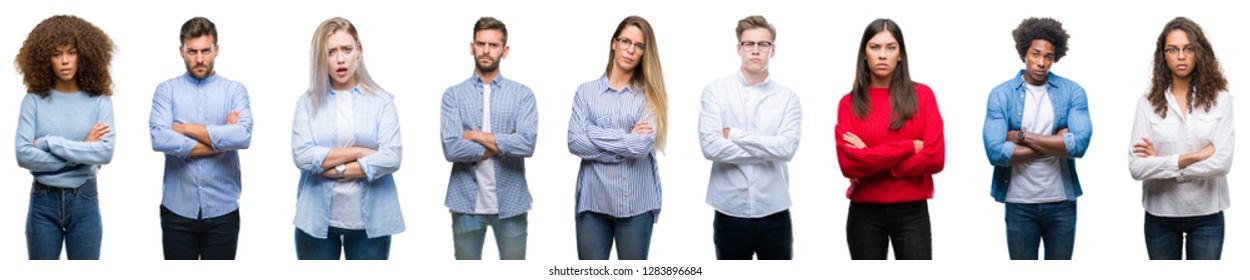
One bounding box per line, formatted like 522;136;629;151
149;17;253;260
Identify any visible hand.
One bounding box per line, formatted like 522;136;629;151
85;122;110;142
912;140;924;154
32;137;38;148
1132;137;1156;158
1056;128;1069;135
462;130;482;142
630;120;653;135
842;132;866;149
482;148;498;160
1006;130;1020;144
172;123;185;134
722;128;730;139
226;110;241;125
320;168;340;179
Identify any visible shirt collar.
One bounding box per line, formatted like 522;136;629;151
597;74;635;94
328;85;363;96
736;70;773;88
181;72;219;85
472;71;506;87
1013;69;1058;90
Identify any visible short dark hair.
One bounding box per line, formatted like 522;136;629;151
474;17;508;45
1012;17;1069;63
180;17;217;45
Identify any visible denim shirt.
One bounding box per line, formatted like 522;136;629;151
291;86;404;238
982;70;1092;203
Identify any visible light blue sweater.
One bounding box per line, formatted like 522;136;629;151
15;89;115;188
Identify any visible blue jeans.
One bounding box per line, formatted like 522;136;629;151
1145;211;1224;260
295;227;391;260
1005;200;1076;260
451;212;528;260
714;210;793;260
576;211;654;260
27;180;102;260
160;205;240;260
846;201;932;260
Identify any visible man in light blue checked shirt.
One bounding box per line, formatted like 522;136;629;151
440;17;538;260
149;17;253;260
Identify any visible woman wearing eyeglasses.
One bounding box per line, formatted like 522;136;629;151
291;17;404;260
835;18;945;260
566;15;669;260
1128;17;1232;260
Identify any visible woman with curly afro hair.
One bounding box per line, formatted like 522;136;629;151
14;14;116;260
1128;17;1232;260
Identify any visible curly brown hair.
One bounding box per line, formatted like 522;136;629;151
14;15;115;98
1012;17;1069;63
1148;17;1227;119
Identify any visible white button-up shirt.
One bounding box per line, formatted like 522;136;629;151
699;72;802;218
1128;90;1234;217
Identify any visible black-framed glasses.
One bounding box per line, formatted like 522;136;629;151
739;40;773;51
1164;46;1194;57
615;37;646;53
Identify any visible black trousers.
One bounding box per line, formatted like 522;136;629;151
713;209;793;260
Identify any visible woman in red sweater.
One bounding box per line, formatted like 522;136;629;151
835;18;945;260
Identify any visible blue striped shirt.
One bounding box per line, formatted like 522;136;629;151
150;73;253;219
292;86;405;239
441;73;538;219
16;90;115;188
567;75;661;219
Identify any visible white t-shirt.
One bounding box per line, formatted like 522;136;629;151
1007;82;1066;203
474;83;499;214
330;89;364;229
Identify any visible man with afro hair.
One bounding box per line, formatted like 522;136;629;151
981;17;1092;260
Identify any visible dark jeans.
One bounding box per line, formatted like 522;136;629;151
160;205;240;260
27;180;102;260
1005;201;1076;260
713;209;792;260
847;200;932;260
295;227;392;260
576;211;654;260
1145;211;1224;260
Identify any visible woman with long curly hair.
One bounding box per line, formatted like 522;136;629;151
14;15;116;260
1128;17;1232;260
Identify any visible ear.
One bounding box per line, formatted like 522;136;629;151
469;41;476;56
501;45;511;60
769;45;776;58
214;44;221;56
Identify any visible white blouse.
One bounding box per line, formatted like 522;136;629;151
1127;90;1234;217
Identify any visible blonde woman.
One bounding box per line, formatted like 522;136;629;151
291;17;403;260
567;15;668;260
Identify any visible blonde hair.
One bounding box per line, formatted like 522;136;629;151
605;15;668;152
305;17;388;112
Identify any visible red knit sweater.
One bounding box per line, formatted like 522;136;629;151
835;84;945;203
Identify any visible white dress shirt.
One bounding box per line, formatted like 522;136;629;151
1128;90;1234;217
699;72;802;218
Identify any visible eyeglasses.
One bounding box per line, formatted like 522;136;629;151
615;37;646;53
1164;46;1194;57
739;40;773;51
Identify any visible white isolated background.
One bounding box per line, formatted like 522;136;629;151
0;0;1244;278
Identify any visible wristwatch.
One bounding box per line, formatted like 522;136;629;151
334;164;346;178
1016;131;1026;144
